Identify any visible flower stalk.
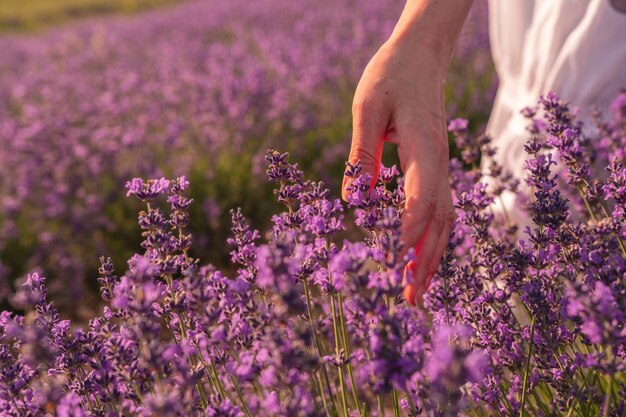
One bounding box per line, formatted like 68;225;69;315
519;316;536;417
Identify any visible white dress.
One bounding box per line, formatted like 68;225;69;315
484;0;626;224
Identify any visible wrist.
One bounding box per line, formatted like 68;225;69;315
386;29;454;71
388;0;473;70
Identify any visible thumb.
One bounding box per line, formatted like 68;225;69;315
342;99;387;201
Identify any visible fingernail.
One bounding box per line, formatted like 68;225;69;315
344;177;353;191
402;260;416;287
403;283;417;306
402;261;418;306
342;177;353;200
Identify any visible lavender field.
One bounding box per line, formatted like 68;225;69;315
0;0;494;309
5;1;625;416
2;93;626;416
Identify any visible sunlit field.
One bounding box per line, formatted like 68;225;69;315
0;0;494;309
0;0;184;33
4;1;624;416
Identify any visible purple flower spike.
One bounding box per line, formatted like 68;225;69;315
2;89;626;416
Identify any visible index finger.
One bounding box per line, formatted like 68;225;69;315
342;97;388;201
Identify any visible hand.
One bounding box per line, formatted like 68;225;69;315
342;36;455;305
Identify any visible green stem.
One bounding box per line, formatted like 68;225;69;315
577;184;599;223
530;390;551;416
338;291;362;415
392;388;401;417
586;372;601;415
164;275;208;410
225;366;254;417
105;386;121;417
76;367;103;415
314;372;330;415
326;238;350;417
602;374;614;417
132;382;145;401
377;394;385;417
330;293;350;417
303;278;338;416
209;357;229;401
565;400;577;417
83;392;95;414
519;316;536;417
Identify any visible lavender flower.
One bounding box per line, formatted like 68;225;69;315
2;88;626;417
0;0;493;309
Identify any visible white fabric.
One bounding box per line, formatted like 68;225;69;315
484;0;626;224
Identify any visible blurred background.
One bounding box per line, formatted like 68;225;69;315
0;0;496;317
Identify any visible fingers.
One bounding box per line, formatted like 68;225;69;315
402;201;454;305
402;218;435;306
403;205;454;305
342;96;388;201
394;107;452;305
415;174;454;286
395;108;447;255
343;83;452;306
424;202;455;278
402;206;442;305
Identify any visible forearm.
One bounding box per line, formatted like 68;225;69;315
389;0;474;69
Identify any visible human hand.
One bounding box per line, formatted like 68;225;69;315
342;34;456;305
